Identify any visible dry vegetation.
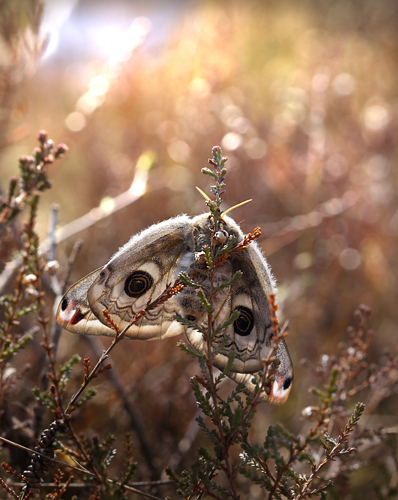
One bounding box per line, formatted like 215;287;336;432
1;0;398;498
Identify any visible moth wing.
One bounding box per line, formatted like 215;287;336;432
56;268;116;336
186;215;291;374
85;215;195;339
227;338;293;404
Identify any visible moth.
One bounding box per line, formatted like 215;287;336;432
56;213;293;404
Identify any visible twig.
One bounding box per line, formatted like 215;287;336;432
294;403;365;500
60;239;83;291
85;335;159;478
166;407;202;471
66;323;130;413
0;436;90;475
205;147;239;499
33;239;82;439
257;189;359;256
48;204;59;262
10;480;174;489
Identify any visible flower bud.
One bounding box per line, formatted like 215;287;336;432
45;260;59;275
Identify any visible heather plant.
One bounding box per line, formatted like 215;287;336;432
1;2;398;499
0;141;397;499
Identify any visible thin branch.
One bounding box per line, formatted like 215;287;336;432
10;480;174;489
257;189;359;256
85;335;159;478
0;436;90;475
33;239;82;440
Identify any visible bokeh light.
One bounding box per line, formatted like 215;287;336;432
1;1;398;497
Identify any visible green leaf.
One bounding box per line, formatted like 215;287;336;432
213;270;242;294
178;272;201;288
216;351;236;384
177;340;205;360
15;304;38;318
202;245;213;269
325;368;340;396
7;176;18;200
196;288;213;315
201;167;218;179
320;433;337;452
0;333;32;360
175;313;202;330
165;467;183;485
75;389;97;407
191;380;212;415
213;311;240;337
348;402;365;427
59;354;82;390
32;387;56;410
178;342;203;360
103;448;117;468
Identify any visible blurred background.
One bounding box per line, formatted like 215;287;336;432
0;0;398;497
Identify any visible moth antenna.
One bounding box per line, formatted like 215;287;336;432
222;199;252;217
195;186;211;201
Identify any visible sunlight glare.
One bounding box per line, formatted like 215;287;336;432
100;197;116;213
89;76;109;96
76;92;105;115
92;17;152;64
129;171;148;197
65;111;86;131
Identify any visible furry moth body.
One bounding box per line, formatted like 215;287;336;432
56;214;293;404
